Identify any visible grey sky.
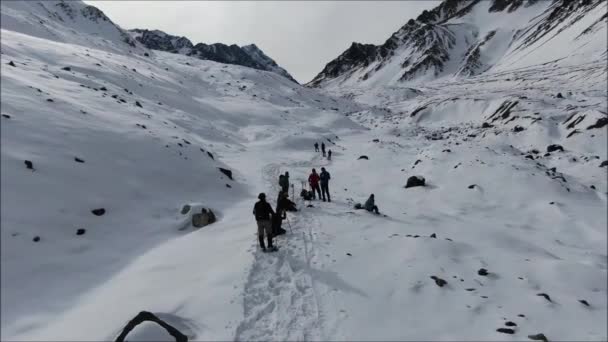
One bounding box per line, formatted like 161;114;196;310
87;1;440;83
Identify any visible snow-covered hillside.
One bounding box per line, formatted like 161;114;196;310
1;0;606;341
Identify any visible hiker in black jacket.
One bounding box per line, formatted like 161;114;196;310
327;149;332;160
273;191;297;236
253;193;277;252
314;142;319;152
320;167;331;202
321;142;326;157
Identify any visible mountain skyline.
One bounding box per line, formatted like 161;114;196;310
86;1;440;83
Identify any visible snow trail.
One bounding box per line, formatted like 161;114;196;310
235;160;325;341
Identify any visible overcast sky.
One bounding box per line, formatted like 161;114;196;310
87;1;439;83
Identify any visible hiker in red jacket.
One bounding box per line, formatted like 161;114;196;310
308;168;321;200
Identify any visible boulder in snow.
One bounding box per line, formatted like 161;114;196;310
76;228;86;236
405;176;425;188
528;333;548;341
358;155;369;160
218;167;233;180
91;208;106;216
513;125;525;132
24;160;34;170
180;204;191;215
497;328;515;334
192;208;216;228
546;144;564;153
600;160;607;168
114;311;187;342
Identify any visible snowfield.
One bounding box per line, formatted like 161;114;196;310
1;1;606;341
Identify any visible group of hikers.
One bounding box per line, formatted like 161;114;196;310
252;141;379;253
314;142;332;160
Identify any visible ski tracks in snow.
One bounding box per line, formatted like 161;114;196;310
235;163;325;341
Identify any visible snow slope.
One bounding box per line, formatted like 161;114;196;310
309;0;607;89
1;0;607;341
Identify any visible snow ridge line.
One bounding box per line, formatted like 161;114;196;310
234;163;323;341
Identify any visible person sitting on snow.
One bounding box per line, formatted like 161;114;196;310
364;194;380;214
354;194;379;214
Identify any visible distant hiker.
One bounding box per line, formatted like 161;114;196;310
320;167;331;202
327;149;332;160
314;142;319;152
308;168;321;200
364;194;379;214
253;193;277;252
279;171;289;194
321;143;326;157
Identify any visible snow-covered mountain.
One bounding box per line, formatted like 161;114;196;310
309;0;607;87
0;0;142;54
1;0;606;341
129;28;298;83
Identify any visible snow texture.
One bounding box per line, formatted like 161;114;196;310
1;0;606;341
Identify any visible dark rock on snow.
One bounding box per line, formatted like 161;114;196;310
207;151;214;160
505;321;517;327
481;122;493;128
74;157;85;163
1;114;11;119
537;293;552;302
61;66;71;71
600;160;608;168
91;208;106;216
430;233;437;238
405;176;425;188
180;204;191;214
468;184;476;189
76;228;86;236
513;125;525;132
114;311;188;342
32;236;41;242
24;160;34;170
218;167;233;180
477;268;489;276
497;328;515;334
556;92;564;98
8;61;16;67
587;117;607;130
430;276;447;287
358;155;369;160
135;101;142;108
546;144;564;153
579;299;590;307
528;333;548;341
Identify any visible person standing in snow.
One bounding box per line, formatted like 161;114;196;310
364;194;379;214
308;168;321;200
327;149;332;160
279;171;289;194
320;167;331;202
321;142;326;157
314;142;319;152
253;193;277;252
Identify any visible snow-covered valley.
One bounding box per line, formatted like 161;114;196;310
1;1;606;341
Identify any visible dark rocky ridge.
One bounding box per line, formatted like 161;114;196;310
129;29;297;83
